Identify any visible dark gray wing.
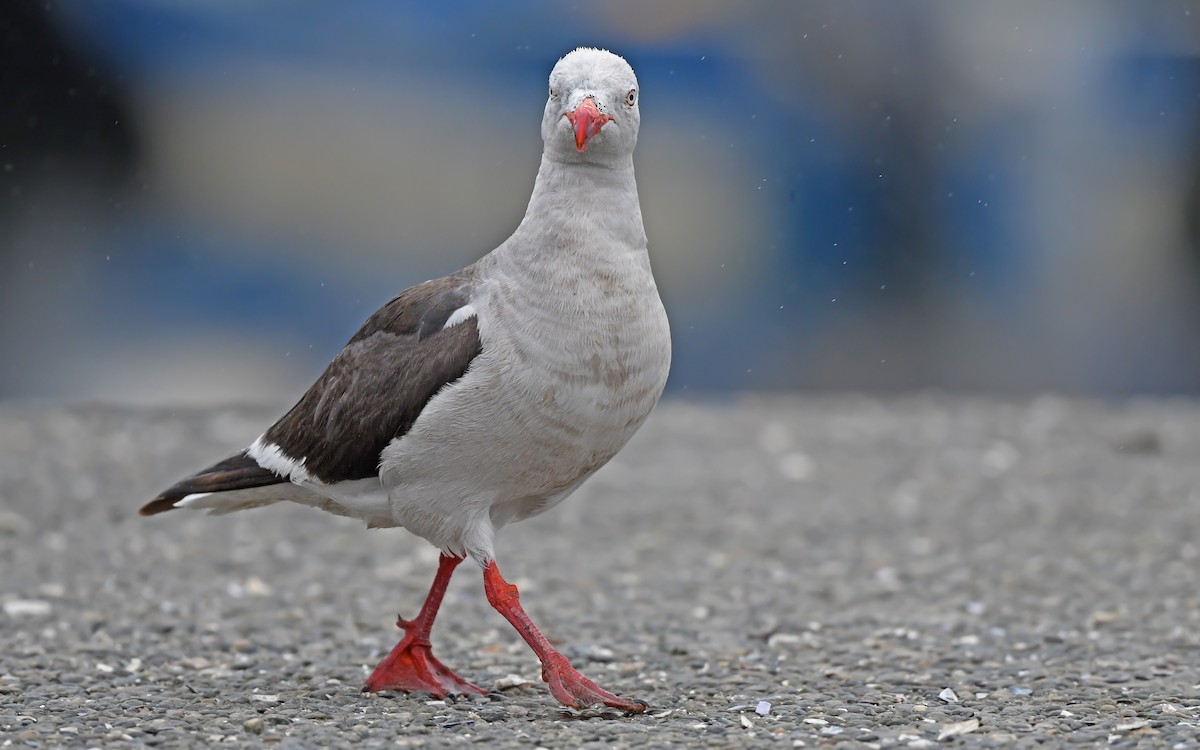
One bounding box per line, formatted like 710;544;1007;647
140;270;482;517
261;270;482;483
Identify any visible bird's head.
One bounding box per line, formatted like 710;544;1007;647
542;48;640;165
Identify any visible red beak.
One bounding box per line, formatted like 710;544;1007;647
564;96;612;152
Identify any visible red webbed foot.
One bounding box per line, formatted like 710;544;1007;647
483;560;647;713
542;654;647;712
362;626;484;696
362;553;484;697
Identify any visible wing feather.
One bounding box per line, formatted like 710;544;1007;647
262;271;482;483
140;452;282;516
142;269;484;515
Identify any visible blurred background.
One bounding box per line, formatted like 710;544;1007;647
3;0;1200;403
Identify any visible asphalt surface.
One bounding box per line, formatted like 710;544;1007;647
2;396;1199;748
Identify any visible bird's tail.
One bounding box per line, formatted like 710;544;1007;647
140;452;286;516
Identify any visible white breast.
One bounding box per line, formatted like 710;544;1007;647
378;246;670;559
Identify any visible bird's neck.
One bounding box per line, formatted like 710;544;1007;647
513;154;647;253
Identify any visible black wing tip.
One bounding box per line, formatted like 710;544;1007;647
139;452;284;518
139;495;181;516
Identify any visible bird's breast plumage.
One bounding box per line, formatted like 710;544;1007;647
474;244;668;487
378;242;669;554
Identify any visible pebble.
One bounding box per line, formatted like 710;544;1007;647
937;718;980;740
494;674;529;690
2;600;53;617
0;509;30;535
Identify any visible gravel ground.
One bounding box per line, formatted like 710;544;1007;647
2;395;1200;748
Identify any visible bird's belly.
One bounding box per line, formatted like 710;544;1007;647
379;293;669;549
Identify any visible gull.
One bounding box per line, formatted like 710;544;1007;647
142;47;670;712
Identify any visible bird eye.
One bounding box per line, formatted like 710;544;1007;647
549;86;558;99
626;89;637;107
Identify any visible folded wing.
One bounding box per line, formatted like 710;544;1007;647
140;270;483;516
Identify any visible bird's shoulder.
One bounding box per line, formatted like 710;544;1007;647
352;267;479;344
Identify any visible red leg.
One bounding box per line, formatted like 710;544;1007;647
362;553;484;696
482;560;647;713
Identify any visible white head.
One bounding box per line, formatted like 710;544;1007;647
542;48;640;166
